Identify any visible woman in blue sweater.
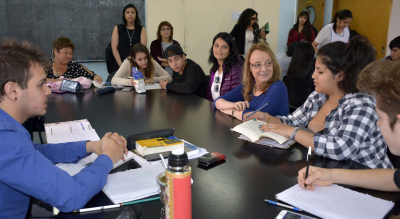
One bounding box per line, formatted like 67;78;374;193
215;43;289;120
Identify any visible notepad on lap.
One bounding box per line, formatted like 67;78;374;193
232;119;289;144
276;184;394;219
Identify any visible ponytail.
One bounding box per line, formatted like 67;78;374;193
318;35;375;93
332;9;353;33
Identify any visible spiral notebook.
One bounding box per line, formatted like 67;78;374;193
102;163;165;204
276;184;394;219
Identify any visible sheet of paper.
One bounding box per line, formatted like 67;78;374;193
276;184;394;219
145;83;161;90
102;163;165;204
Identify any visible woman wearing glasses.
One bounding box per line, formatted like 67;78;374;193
214;43;289;120
230;8;266;60
150;21;180;77
206;32;242;102
253;36;392;169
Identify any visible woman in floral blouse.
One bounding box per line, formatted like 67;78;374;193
45;37;102;83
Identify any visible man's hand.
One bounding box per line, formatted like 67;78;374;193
100;132;127;163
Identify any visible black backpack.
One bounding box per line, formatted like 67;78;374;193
106;24;123;74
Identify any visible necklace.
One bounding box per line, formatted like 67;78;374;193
127;28;135;46
53;60;59;76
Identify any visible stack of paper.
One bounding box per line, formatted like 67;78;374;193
45;119;100;143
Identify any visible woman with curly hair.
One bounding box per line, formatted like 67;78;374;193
230;8;266;59
215;43;289;120
206;32;242;102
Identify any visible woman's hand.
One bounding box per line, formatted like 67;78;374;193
144;78;155;84
93;75;102;83
261;31;267;39
130;79;135;86
297;166;334;190
243;111;264;121
231;101;249;111
259;123;294;138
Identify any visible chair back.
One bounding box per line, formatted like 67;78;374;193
283;75;313;113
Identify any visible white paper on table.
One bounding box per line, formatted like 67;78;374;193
145;83;161;90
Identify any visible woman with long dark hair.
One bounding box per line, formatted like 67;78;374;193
110;4;147;72
313;9;352;54
230;8;266;59
206;32;242;102
287;11;315;46
111;44;171;86
286;41;315;86
254;36;391;169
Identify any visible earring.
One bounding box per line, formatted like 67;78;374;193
15;98;17;100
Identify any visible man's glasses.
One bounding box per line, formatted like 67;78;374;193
214;76;220;92
250;61;274;69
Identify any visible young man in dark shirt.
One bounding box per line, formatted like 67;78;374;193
297;61;400;193
158;45;207;99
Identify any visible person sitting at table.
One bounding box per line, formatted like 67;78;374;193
0;39;128;218
214;43;289;120
111;43;172;86
297;61;400;200
150;21;180;77
159;45;208;98
286;41;316;87
382;36;400;62
254;36;392;169
206;32;242;102
44;37;102;83
110;3;147;72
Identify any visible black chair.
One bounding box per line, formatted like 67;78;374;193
283;75;313;113
22;116;45;144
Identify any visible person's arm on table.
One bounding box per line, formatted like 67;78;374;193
165;66;202;94
215;85;249;112
297;166;399;192
151;60;172;83
111;59;132;86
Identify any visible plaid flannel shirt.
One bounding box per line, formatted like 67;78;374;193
279;91;393;169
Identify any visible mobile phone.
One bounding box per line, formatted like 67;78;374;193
275;210;316;219
122;87;133;92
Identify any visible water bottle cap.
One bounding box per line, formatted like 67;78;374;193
168;150;188;168
172;149;184;155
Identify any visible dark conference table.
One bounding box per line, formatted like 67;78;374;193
44;89;400;219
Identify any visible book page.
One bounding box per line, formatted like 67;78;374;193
232;120;267;142
276;184;394;219
260;131;289;144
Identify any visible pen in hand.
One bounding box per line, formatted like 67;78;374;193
245;102;269;120
305;146;312;187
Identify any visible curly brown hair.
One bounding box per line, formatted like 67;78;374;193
52;37;74;53
242;43;281;101
357;60;400;129
157;21;173;42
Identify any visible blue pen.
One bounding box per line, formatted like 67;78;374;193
81;123;85;130
246;102;269;119
265;199;302;211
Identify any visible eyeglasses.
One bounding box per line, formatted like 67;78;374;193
214;76;220;92
161;28;171;31
250;61;274;69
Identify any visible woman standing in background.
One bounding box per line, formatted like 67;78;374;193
150;21;180;77
111;4;147;72
230;8;266;60
287;11;315;46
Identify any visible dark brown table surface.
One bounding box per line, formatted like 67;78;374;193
45;89;400;219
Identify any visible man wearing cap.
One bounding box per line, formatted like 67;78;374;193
159;45;208;98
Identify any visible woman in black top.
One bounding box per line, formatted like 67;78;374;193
286;41;315;88
45;37;102;83
111;3;147;72
230;8;266;59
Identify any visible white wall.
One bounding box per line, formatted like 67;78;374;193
386;0;400;56
277;0;297;54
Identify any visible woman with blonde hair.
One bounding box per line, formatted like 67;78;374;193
111;43;171;86
215;43;289;120
150;21;180;76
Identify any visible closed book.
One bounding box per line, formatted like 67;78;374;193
136;137;184;156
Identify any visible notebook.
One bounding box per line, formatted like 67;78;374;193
102;163;165;204
276;184;394;219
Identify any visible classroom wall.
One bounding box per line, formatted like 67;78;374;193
323;0;334;26
386;0;400;56
276;0;297;54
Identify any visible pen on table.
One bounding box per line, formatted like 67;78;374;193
265;199;302;212
73;196;160;213
305;146;312;188
245;102;269;119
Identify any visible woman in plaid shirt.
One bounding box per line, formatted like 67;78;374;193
254;36;392;169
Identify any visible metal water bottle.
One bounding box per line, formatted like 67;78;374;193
165;149;192;219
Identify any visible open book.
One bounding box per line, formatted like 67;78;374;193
232;119;290;144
